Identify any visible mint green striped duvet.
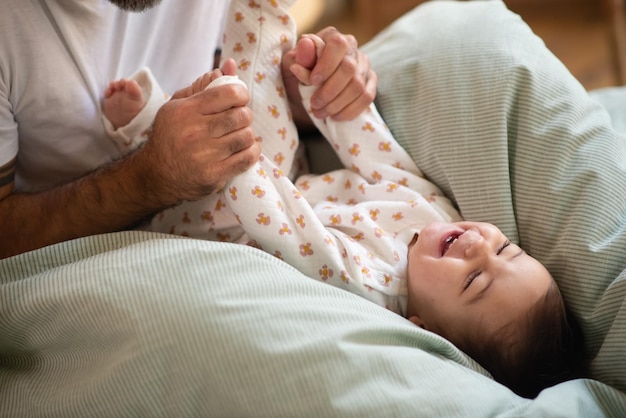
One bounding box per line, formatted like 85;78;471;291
1;231;625;416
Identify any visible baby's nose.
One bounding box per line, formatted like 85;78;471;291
462;229;486;257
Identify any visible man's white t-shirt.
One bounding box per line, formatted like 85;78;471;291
0;0;229;191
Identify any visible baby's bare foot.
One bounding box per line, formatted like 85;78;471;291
103;78;146;129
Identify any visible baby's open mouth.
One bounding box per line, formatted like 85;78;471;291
441;232;462;256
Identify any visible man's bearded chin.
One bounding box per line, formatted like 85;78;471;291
107;0;162;12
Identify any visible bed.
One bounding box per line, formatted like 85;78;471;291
2;1;626;416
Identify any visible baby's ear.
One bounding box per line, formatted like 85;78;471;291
408;315;427;329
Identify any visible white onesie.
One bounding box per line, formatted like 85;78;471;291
104;0;462;315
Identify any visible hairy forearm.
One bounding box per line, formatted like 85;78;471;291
0;151;167;259
0;61;261;259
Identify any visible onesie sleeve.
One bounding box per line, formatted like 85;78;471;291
102;67;169;153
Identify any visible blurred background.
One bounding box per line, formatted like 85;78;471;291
291;0;626;91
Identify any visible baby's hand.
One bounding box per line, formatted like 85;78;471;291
289;34;325;86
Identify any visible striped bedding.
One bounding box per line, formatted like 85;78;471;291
366;0;626;395
1;231;625;416
1;1;625;415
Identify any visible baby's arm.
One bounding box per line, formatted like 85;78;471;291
293;35;460;222
292;35;422;180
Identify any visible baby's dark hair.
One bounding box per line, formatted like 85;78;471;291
460;280;587;398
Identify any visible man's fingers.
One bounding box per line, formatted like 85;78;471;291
309;53;357;110
309;27;351;86
219;125;257;158
222;138;261;176
190;70;224;94
172;77;249;111
193;82;250;114
327;69;378;121
198;134;261;194
204;106;254;139
308;56;375;120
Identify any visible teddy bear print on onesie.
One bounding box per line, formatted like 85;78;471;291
150;0;302;242
215;0;463;315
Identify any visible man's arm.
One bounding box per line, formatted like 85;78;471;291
0;152;164;258
0;81;260;259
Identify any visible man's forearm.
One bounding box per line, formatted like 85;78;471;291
0;151;167;259
1;64;262;259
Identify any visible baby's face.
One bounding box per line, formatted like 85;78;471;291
405;221;553;343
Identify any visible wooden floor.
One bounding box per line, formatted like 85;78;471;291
307;0;625;91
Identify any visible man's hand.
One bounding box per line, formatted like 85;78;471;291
172;59;239;98
282;27;377;126
134;59;260;207
0;64;260;259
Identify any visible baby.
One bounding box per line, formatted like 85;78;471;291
101;0;585;398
